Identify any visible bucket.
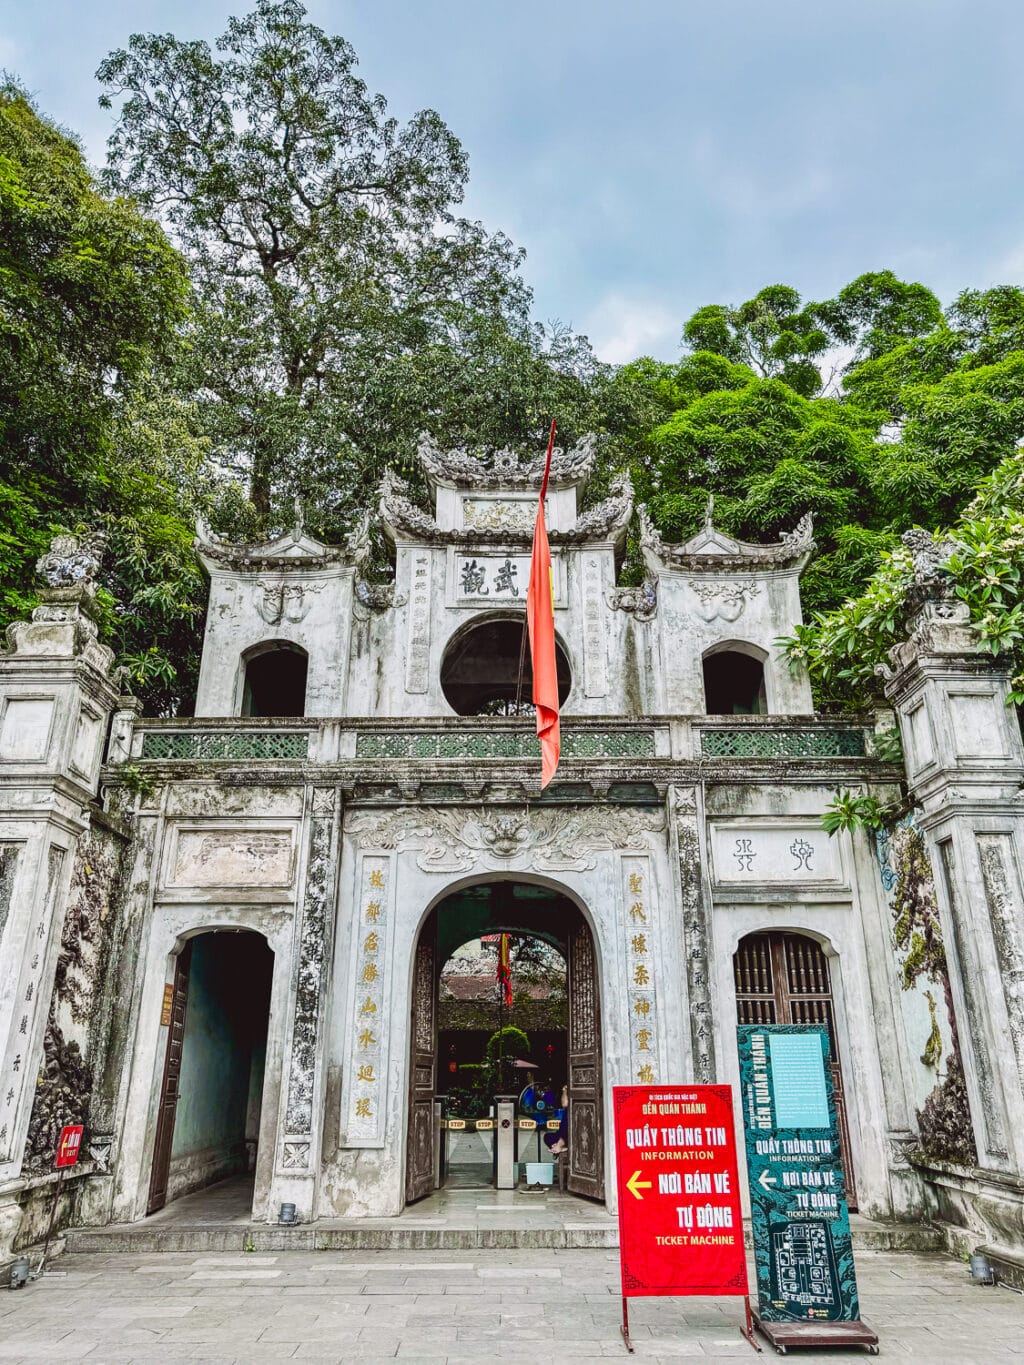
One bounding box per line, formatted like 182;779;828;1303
278;1202;297;1225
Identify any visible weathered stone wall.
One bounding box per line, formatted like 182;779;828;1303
875;816;975;1164
21;819;128;1176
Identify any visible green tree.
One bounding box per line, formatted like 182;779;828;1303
643;375;880;615
780;445;1024;708
682;285;830;397
0;82;214;713
817;270;943;368
99;1;595;531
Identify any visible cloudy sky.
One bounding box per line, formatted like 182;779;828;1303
5;1;1023;362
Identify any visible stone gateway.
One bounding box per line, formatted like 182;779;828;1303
2;438;1024;1280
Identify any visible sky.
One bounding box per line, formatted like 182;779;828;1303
4;1;1023;363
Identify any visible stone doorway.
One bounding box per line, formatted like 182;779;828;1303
406;881;604;1205
733;930;858;1210
147;929;274;1215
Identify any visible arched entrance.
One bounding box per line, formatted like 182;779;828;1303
733;930;858;1209
147;929;274;1214
406;881;603;1204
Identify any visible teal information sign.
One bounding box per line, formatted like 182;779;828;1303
737;1024;860;1324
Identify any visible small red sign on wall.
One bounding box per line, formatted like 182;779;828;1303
55;1125;83;1169
613;1085;747;1298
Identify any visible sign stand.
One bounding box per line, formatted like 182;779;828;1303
613;1085;759;1356
751;1315;879;1354
622;1295;762;1355
736;1026;880;1356
741;1297;762;1353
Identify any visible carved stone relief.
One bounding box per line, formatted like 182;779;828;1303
463;499;534;534
345;804;664;874
977;834;1024;1098
607;581;657;622
672;786;715;1083
171;831;294;888
283;790;337;1137
0;846;65;1165
940;840;1008;1162
0;845;19;945
257;579;324;625
688;579;759;623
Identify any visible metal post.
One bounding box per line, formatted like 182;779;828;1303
620;1295;633;1353
35;1169;65;1278
740;1296;762;1353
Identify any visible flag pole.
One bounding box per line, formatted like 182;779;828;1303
514;420;556;714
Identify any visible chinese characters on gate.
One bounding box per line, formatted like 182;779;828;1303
346;857;390;1141
623;859;659;1084
458;556;524;599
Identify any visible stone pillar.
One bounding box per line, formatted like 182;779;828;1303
267;784;341;1222
0;538;122;1259
668;784;716;1082
884;587;1024;1177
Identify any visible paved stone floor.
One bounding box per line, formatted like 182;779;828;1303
1;1246;1021;1363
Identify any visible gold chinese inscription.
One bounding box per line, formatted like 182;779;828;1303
625;858;658;1084
350;856;389;1139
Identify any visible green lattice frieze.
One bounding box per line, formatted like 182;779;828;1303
139;731;309;761
700;727;866;758
354;730;656;761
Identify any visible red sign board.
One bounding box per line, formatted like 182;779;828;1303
55;1125;83;1169
613;1085;748;1298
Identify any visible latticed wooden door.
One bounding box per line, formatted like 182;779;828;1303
733;931;858;1210
406;919;438;1203
567;918;604;1201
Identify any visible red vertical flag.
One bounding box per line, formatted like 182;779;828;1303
527;420;560;788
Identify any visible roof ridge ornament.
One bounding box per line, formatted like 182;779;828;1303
417;432;598;490
638;504;815;573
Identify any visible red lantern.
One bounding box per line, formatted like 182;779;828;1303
448;1061;458;1073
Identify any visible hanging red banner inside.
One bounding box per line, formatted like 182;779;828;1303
55;1124;83;1169
613;1085;748;1298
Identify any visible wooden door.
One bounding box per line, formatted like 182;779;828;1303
567;917;604;1200
147;941;192;1215
733;932;858;1209
406;918;438;1203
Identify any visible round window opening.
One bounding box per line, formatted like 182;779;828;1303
440;619;572;716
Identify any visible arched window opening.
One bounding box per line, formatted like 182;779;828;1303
241;643;308;717
440;619;571;716
702;647;767;715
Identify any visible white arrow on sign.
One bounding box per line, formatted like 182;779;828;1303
758;1170;777;1191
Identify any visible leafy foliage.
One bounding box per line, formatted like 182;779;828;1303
820;791;892;835
0;82;219;713
98;1;605;532
781;446;1024;707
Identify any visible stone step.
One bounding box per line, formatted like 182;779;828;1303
64;1216;944;1256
